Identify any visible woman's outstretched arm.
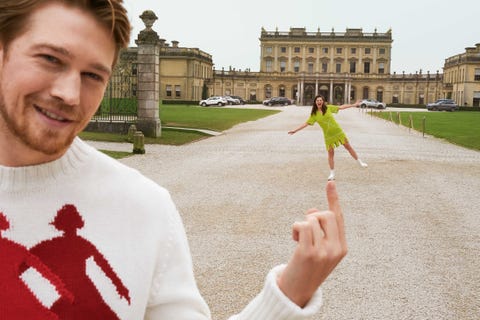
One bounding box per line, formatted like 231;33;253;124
288;123;309;135
338;100;361;110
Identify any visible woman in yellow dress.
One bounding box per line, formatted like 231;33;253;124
288;95;368;181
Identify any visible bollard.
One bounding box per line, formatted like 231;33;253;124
133;131;145;154
127;124;137;142
422;116;426;138
409;114;413;132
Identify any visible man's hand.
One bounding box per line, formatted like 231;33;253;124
277;181;347;307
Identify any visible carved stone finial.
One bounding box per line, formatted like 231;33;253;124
136;10;160;45
140;10;158;30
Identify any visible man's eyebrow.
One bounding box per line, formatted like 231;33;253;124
32;43;112;76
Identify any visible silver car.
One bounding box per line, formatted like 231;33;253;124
359;99;386;109
426;99;458;111
199;96;227;107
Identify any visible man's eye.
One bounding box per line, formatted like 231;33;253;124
41;54;60;64
83;72;103;82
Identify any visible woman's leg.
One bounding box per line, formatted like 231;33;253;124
343;141;368;167
343;141;358;160
328;148;335;169
327;148;335;180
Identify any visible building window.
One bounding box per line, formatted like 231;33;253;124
364;62;370;74
266;60;273;72
294;61;300;72
336;63;341;73
322;47;328;54
175;85;181;98
280;61;286;72
166;85;172;97
250;90;257;101
350;61;356;73
418;94;424;105
308;47;314;54
265;46;272;54
377;89;384;102
336;48;342;54
265;86;272;98
378;63;385;74
475;68;480;81
294;47;300;53
322;63;328;73
473;91;480;106
351;48;356;54
308;62;314;74
362;87;369;99
279;86;286;97
280;47;287;53
379;48;386;55
365;48;371;54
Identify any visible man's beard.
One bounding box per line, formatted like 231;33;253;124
0;93;80;156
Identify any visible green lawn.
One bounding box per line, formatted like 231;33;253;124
79;127;212;146
375;111;480;151
99;150;134;159
159;104;280;131
81;105;280;157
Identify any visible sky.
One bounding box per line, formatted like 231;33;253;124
123;0;479;75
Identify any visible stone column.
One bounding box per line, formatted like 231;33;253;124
135;10;161;137
329;80;334;102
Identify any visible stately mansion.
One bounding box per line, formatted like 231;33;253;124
115;22;480;107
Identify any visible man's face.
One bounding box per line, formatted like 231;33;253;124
0;3;116;166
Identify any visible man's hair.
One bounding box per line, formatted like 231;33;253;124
0;0;131;64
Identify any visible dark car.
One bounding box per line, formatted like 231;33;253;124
426;99;458;111
262;97;292;106
229;95;246;105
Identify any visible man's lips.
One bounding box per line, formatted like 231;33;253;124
35;105;70;122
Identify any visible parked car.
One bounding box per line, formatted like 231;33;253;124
359;99;386;109
224;96;241;105
262;97;292;106
426;99;458;111
199;96;227;107
229;95;246;104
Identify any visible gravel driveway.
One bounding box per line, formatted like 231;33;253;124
89;105;480;319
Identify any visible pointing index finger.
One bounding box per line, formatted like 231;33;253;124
326;180;340;214
326;180;346;247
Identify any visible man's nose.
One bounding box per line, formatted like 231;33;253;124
50;71;81;106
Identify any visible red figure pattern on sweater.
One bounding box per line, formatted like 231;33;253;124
0;205;130;319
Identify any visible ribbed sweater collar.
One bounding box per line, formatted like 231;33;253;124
0;138;91;193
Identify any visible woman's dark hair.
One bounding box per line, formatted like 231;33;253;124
311;95;328;115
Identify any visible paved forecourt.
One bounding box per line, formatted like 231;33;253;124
89;105;480;319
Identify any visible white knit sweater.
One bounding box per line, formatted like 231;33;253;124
0;138;322;319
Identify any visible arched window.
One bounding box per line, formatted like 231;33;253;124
334;86;344;104
362;87;369;99
265;85;272;99
376;87;384;102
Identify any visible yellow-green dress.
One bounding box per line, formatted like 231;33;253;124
306;105;347;150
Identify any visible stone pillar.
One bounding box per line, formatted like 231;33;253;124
135;10;161;137
300;79;304;105
329;80;334;103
